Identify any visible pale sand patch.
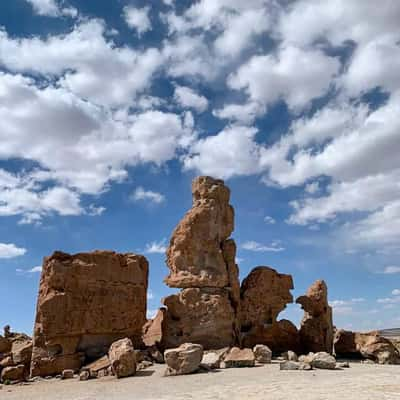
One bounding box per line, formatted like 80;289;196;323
1;362;400;400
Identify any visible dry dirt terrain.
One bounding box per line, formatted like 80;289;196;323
2;362;400;400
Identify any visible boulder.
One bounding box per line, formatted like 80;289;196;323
223;347;255;368
164;343;203;376
1;365;25;382
311;352;336;370
108;338;136;379
298;353;314;364
253;345;272;363
144;177;241;351
280;361;300;370
61;369;74;379
334;329;400;364
79;370;90;381
240;267;299;353
297;280;333;354
11;339;32;366
282;350;298;362
30;250;148;377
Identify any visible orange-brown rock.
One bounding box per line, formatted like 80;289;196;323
240;267;299;352
165;176;235;289
145;288;237;350
30;250;148;377
334;329;400;364
144;177;240;350
296;280;333;354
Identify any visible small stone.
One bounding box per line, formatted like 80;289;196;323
164;343;203;376
280;361;300;370
311;352;336;370
253;345;272;364
61;369;74;379
79;370;90;381
282;350;298;362
223;347;255;368
338;361;350;368
148;346;164;363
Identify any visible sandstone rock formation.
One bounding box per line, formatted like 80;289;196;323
297;280;333;354
144;177;240;350
164;343;203;376
334;329;400;364
0;327;32;383
240;266;299;352
30;250;148;377
109;338;136;378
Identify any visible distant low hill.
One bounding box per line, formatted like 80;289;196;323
379;328;400;339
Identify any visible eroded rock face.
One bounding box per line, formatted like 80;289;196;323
30;250;148;377
297;280;333;354
334;329;400;364
165;176;234;288
145;177;240;350
240;267;299;352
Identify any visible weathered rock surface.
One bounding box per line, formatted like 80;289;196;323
144;177;240;350
240;267;299;352
82;355;110;378
164;343;203;376
282;350;298;362
253;344;272;363
108;338;136;378
223;347;255;368
297;280;333;354
279;361;300;370
0;336;11;354
311;352;336;369
1;365;25;382
334;329;400;364
11;339;32;366
30;250;148;377
165;176;235;288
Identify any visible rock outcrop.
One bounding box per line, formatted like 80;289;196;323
30;250;148;377
334;329;400;364
144;177;240;350
240;267;299;352
297;280;333;354
0;327;32;383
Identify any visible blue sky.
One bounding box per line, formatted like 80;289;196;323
0;0;399;334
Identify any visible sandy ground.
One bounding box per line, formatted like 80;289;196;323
1;361;400;400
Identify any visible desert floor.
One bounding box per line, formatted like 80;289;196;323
1;361;400;400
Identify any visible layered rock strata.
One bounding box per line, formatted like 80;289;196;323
240;266;299;352
30;250;148;377
297;280;333;354
144;176;240;350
